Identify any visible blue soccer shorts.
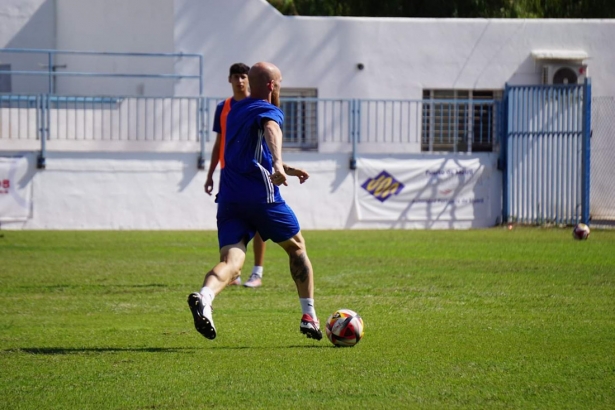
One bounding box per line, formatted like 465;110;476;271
216;201;300;248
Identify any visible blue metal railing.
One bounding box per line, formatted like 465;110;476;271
1;93;500;169
0;48;203;95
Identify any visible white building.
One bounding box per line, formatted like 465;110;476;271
1;0;612;230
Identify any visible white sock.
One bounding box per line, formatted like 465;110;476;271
199;286;215;305
300;298;316;318
251;266;264;278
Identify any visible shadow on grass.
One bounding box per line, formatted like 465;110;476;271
8;347;196;355
5;344;331;355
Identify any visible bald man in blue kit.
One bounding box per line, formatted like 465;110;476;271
188;62;322;341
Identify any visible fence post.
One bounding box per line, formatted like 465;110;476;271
581;78;592;225
37;95;47;169
349;99;357;170
197;96;206;170
500;84;510;224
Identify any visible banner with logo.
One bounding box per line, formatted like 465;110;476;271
356;157;491;222
0;157;31;222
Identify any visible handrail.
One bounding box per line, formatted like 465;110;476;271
0;48;203;95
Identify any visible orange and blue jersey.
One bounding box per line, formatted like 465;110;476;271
212;97;234;169
217;98;285;205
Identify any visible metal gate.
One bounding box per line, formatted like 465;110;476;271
502;81;591;225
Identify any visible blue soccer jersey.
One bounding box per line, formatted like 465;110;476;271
217;98;285;204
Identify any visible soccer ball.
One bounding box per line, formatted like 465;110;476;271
572;223;590;240
325;309;364;347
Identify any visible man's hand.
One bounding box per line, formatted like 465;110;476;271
269;170;288;186
284;165;310;184
204;176;215;195
269;161;288;186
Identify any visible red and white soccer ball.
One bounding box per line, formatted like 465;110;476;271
572;223;590;240
325;309;364;347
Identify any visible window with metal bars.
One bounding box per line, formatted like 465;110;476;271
421;89;501;152
280;88;318;150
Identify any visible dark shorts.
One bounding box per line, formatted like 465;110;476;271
216;201;300;248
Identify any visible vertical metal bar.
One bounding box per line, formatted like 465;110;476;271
120;97;123;140
136;97;140;141
581;79;592;225
569;89;575;221
74;98;78;140
144;98;148;140
532;88;538;223
528;89;534;223
37;95;45;168
400;101;403;142
514;88;520;222
521;87;527;224
198;54;203;96
151;97;155;141
47;52;53;94
100;96;104;140
502;84;510;223
198;97;206;169
349;99;357;169
546;87;557;223
469;100;473;153
162;98;166;143
179;97;183;141
323;100;328;143
109;96;113;140
555;87;563;224
539;87;545;223
83;97;86;140
356;98;361;146
574;87;580;222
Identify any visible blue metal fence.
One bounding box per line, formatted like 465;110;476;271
1;94;501;169
502;80;591;225
0;48;203;95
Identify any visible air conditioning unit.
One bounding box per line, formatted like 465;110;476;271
542;63;587;85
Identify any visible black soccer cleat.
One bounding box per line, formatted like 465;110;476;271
300;314;323;341
187;292;217;340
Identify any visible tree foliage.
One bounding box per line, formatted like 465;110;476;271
267;0;615;18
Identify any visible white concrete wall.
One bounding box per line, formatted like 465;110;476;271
0;0;179;96
0;0;55;93
2;0;614;97
54;0;177;96
2;151;501;230
175;0;615;98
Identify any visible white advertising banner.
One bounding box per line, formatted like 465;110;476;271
0;157;31;222
356;157;491;222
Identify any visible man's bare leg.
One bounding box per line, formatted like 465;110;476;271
188;241;246;339
277;232;321;340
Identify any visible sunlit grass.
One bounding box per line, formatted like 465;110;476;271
1;228;614;409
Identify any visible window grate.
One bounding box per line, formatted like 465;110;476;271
280;88;318;150
421;89;501;152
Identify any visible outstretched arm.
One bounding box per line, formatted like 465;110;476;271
283;164;309;184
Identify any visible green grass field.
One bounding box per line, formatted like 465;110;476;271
1;228;614;409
